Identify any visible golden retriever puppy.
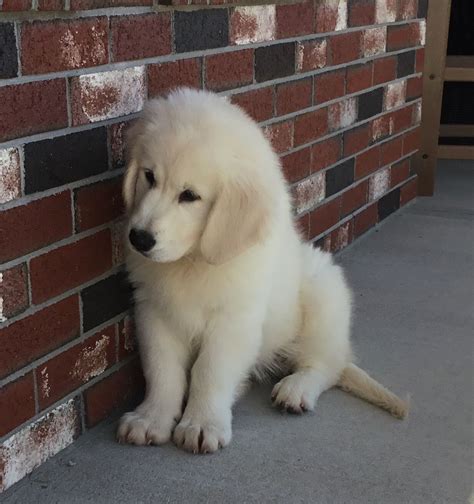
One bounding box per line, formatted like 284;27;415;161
117;88;408;454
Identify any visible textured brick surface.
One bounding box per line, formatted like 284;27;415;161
231;87;273;122
30;230;113;304
329;31;362;65
205;50;253;91
346;62;373;94
281;147;311;183
175;10;228;52
0;192;72;263
0;264;29;320
348;0;375;27
325;158;355;197
36;326;116;409
0;80;68;142
315;0;348;33
255;43;295;83
311;136;342;172
111;13;171;62
275;2;314;38
354;202;378;236
276;79;312;116
21;18;108;74
0;23;18;78
296;39;327;72
378;187;400;220
24;128;108;194
294;108;329;146
314;70;346;104
0;373;35;437
341;179;368;216
0;296;80;378
309;197;341;238
230;6;276;45
148;58;202;97
0;148;21;205
263;121;294;153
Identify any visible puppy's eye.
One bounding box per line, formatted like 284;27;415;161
179;189;200;203
144;169;155;187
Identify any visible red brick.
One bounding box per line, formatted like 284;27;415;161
36;326;116;409
330;220;353;252
30;230;112;304
148;58;201;97
314;70;346;104
398;0;417;20
84;359;144;427
346;62;373;94
355;145;380;179
330;31;362;65
38;0;64;9
276;2;314;38
371;113;393;141
281;147;311;183
387;23;420;51
390;159;410;187
229;5;276;45
295;213;310;241
341;180;368;216
205;50;253;91
0;373;35;437
416;48;425;73
21;18;108;74
75;178;124;232
381;136;403;166
296;39;327;72
0;80;68;142
264;121;294;153
0;264;28;320
403;127;420;155
294;108;329;146
0;296;80;378
1;0;31;10
71;67;145;126
348;0;375;26
71;0;152;7
311;136;342;172
344;125;370;156
0;192;72;263
406;76;423;101
354;203;377;236
373;56;397;85
315;0;348;32
309;196;341;238
0;148;21;204
111;13;171;62
391;105;413;133
231;87;273;123
118;316;136;361
400;177;417;205
276;79;312;116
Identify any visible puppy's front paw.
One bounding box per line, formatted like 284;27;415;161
173;414;231;454
271;372;321;414
117;408;176;446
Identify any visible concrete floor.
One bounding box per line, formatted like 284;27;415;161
4;161;473;504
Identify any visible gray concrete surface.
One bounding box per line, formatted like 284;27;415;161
4;161;473;504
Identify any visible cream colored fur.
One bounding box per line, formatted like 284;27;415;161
117;88;408;454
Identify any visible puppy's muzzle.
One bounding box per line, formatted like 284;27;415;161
129;228;156;254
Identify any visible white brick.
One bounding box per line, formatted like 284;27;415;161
375;0;397;23
230;6;276;45
385;81;407;110
293;172;325;214
73;66;145;124
332;221;351;251
414;102;422;124
335;0;348;31
0;148;21;205
369;167;391;201
419;20;426;46
0;400;79;492
328;98;357;131
363;27;387;57
296;39;327;72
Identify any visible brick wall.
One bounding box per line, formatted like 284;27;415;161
0;0;426;492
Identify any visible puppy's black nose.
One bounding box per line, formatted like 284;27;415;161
129;228;156;253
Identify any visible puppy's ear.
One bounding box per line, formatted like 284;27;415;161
201;176;273;265
122;158;139;212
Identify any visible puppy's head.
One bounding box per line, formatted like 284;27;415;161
123;88;278;265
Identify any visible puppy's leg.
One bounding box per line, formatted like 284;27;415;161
117;311;188;446
272;253;352;413
173;317;261;454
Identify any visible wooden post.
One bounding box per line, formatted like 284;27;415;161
416;0;452;196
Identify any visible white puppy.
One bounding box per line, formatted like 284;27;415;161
117;88;408;454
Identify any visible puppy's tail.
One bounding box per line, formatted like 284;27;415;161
337;363;409;419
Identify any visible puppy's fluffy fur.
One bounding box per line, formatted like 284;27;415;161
117;88;408;453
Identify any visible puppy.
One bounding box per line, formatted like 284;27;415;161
117;88;408;454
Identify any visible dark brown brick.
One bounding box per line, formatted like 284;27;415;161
276;79;312;116
30;230;113;304
344;125;371;156
276;2;314;38
0;296;80;378
406;76;423;101
325;158;355;197
205;50;253;91
378;187;400;220
38;0;65;9
21;18;108;74
355;145;380;179
311;136;342;172
373;56;397;85
314;70;346;104
0;373;35;437
174;10;228;53
309;196;341;239
400;177;417;205
231;87;273;123
346;62;373;94
71;0;152;7
148;58;201;98
381;136;403;165
294;108;329;146
403;127;420;155
391;159;410;187
0;264;29;319
111;13;171;62
387;23;420;51
255;43;296;83
354;203;377;236
0;80;68;142
0;23;18;78
280;147;311;184
348;0;376;26
330;31;362;65
341;180;368;216
0;192;72;263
